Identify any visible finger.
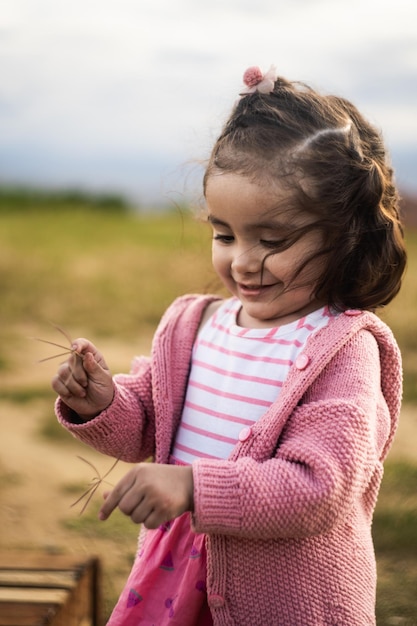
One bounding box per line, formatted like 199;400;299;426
81;352;104;378
67;357;89;388
98;476;135;521
98;500;116;521
57;360;88;395
71;338;96;356
117;489;150;522
72;339;109;372
58;351;104;394
141;508;167;530
77;353;114;404
51;369;86;399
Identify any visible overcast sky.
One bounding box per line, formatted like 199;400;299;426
1;0;416;206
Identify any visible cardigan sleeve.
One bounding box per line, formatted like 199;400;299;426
191;329;396;539
55;355;156;462
55;294;220;463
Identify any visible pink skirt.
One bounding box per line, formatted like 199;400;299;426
107;503;212;625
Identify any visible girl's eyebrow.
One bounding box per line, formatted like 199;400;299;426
207;214;229;227
207;213;290;232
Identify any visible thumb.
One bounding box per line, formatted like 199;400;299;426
82;351;108;377
71;339;110;372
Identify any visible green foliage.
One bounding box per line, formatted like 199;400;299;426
0;186;130;213
374;462;417;554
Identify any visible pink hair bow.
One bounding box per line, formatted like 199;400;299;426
240;64;278;95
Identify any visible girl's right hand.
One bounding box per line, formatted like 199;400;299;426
51;339;114;421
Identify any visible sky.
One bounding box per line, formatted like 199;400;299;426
1;0;417;207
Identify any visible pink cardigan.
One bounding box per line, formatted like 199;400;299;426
57;294;402;625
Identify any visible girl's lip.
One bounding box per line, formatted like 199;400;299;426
238;282;275;294
240;284;262;290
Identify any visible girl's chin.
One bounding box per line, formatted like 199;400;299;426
237;304;283;329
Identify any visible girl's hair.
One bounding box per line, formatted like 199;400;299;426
204;74;407;311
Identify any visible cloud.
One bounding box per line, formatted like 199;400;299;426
1;0;417;200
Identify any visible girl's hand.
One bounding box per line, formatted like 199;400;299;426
51;338;114;420
98;463;194;529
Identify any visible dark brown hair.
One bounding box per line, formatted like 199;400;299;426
204;75;407;311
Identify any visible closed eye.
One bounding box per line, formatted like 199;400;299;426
213;234;234;244
260;239;287;250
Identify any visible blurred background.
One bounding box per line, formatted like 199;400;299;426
1;1;416;623
1;0;417;206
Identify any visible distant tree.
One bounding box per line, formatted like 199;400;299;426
0;186;133;213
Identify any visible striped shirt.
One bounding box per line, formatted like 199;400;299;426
171;298;333;464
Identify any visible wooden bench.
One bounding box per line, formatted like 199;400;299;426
0;553;102;626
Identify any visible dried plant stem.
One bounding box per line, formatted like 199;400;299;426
34;323;120;515
32;323;83;362
71;455;120;515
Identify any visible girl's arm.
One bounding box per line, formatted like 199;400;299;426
191;330;391;540
53;295;220;464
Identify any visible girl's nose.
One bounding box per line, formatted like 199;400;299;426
231;245;261;275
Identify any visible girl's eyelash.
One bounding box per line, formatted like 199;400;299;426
213;234;234;243
213;235;287;249
260;239;286;249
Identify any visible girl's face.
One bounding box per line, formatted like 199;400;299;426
205;173;325;328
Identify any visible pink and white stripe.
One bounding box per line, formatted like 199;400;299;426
171;298;332;464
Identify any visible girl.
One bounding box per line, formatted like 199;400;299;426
52;65;407;625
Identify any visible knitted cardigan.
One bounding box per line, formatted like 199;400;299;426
56;294;402;626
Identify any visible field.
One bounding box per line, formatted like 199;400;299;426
0;198;416;623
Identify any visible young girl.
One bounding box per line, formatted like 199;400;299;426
52;65;407;625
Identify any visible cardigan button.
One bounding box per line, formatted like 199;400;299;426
208;594;225;609
344;309;362;316
295;353;310;370
238;426;253;442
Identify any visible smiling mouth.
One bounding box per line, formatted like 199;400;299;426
238;282;278;294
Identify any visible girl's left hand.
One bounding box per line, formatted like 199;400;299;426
98;463;194;529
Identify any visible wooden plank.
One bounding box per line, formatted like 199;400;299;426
0;553;102;626
0;569;77;589
0;586;69;604
0;553;90;572
0;602;60;626
53;557;100;626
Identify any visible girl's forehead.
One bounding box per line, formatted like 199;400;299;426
206;172;288;199
205;173;307;227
